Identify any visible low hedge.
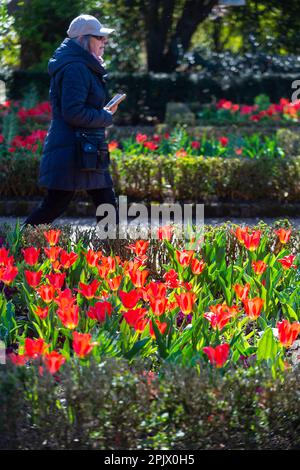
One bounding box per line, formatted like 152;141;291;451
1;358;300;450
3;70;300;124
1;151;300;202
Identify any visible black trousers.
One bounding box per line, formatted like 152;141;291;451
23;187;119;226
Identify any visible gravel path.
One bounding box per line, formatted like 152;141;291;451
1;216;300;229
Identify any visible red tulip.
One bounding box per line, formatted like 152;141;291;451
44;246;62;262
175;292;196;315
129;268;149;288
233;283;250;301
203;344;230;368
278;255;297;270
72;331;97;358
76;279;100;299
275;228;291;244
46;272;66;289
219;136;229;147
57;305;79;329
37;284;56;303
22;247;40;265
0;247;14;266
107;275;122;291
43;351;66;374
127;240;149;257
242;230;261;251
60;250;78;269
25;270;43;288
123;308;148;332
234;226;248;244
87;301;113;322
54;288;76;309
277;319;300;348
163;269;180;288
24;338;48;359
252;260;267;275
108;140;119;151
33;305;49;320
0;264;18;285
136;133;147;143
191;258;205;275
43;229;61;246
97;264;110;278
119;289;141;308
204;304;238;331
144;281;167;301
175;250;194;267
243;297;264;320
157;225;173;241
149;297;168;316
8;353;28;366
149;320;167;338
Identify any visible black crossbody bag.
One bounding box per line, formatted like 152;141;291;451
74;131;110;172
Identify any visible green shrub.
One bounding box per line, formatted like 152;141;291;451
0;358;300;450
1;150;300;202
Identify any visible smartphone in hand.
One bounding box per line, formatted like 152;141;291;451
105;93;127;110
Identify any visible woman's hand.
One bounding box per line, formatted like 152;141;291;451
104;104;118;115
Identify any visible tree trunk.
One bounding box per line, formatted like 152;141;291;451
144;0;219;72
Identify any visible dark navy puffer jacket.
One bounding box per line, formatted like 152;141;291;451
39;38;114;190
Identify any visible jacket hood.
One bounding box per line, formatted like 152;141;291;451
48;38;107;77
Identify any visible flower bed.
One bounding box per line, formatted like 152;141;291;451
0;222;299;374
0;221;299;449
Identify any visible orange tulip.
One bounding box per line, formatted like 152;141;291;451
33;305;49;320
107;275;122;291
57;305;79;329
149;297;168;316
37;284;56;303
233;283;250;301
44;246;62;263
76;279;100;299
277;319;300;347
175;292;196;315
243;297;264;320
129;269;149;288
43;229;61;246
175;250;194;267
242;230;261;251
275;228;291;244
72;331;97;358
252;260;267;275
163;269;180;288
191;258;205;275
54;288;76;310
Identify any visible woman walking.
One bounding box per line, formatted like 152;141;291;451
23;14;119;228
